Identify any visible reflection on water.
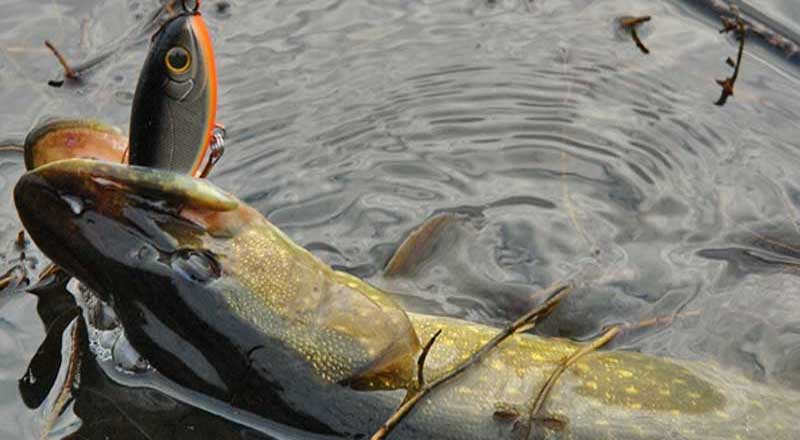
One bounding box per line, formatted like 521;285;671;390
1;0;800;438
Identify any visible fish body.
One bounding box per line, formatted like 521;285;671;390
13;160;800;439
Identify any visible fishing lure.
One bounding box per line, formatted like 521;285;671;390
129;0;224;177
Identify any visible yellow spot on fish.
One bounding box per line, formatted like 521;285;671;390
625;386;639;395
456;386;470;395
619;370;633;378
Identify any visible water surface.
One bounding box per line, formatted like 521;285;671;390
1;0;800;438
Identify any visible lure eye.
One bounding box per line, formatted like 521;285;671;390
165;46;191;74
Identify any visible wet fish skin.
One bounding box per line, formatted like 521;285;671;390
13;159;800;439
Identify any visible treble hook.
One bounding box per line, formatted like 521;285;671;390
181;0;201;14
153;0;200;41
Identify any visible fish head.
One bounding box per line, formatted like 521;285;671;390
14;159;418;428
12;158;281;400
15;158;239;294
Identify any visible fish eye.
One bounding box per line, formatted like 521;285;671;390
165;46;191;74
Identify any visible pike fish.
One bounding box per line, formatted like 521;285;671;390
14;159;800;439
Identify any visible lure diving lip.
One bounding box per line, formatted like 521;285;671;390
128;4;220;177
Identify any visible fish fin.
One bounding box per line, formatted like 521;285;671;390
384;213;458;277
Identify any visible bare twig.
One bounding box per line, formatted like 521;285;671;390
38;263;60;281
417;329;442;388
715;7;746;106
370;283;573;440
521;325;621;436
520;308;700;433
44;40;79;80
0;145;24;153
620;16;652;54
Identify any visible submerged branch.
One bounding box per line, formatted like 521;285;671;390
370;282;573;440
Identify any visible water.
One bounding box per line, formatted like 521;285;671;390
1;0;800;438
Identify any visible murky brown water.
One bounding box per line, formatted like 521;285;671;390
1;0;800;438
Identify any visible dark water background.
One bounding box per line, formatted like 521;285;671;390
1;0;800;438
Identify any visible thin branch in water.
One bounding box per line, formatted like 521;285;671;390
44;40;79;83
0;46;50;54
0;145;24;153
38;263;61;281
42;1;167;89
515;322;536;334
521;325;621;436
620;16;652;54
715;7;746;106
370;282;573;440
621;309;701;333
416;329;442;388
